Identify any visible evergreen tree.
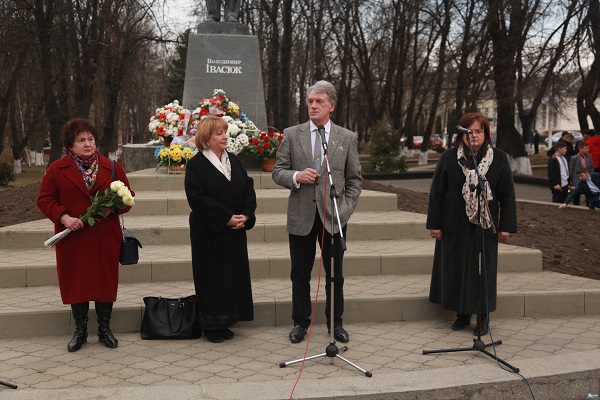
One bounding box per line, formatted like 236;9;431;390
366;119;407;173
165;29;190;104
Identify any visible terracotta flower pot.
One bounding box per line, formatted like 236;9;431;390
261;157;276;172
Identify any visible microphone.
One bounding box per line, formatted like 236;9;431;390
456;125;472;135
317;125;328;152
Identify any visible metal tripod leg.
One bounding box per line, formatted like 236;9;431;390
279;344;372;377
0;380;17;389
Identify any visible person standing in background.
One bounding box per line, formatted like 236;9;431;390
548;141;570;203
569;141;594;206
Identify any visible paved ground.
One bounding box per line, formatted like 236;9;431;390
1;317;600;399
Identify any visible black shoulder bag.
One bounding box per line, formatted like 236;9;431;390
111;160;142;265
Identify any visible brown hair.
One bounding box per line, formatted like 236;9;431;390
576;167;589;175
453;113;492;148
61;118;99;153
578;141;589;150
554;141;567;150
195;116;228;151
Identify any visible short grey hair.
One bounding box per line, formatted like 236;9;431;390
307;80;337;106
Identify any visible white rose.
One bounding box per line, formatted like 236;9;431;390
122;195;135;207
117;187;128;197
110;181;125;191
222;116;233;123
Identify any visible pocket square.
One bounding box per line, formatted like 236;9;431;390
336;145;344;152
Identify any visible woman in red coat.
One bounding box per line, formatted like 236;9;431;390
37;118;134;352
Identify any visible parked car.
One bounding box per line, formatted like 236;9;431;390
544;131;582;146
412;136;424;147
429;134;444;149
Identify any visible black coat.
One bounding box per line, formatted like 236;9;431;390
184;151;257;329
426;146;517;315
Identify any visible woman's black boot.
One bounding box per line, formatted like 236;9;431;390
451;313;472;331
95;302;118;348
67;302;89;352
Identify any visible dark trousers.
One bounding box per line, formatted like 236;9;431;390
289;213;345;328
551;186;569;203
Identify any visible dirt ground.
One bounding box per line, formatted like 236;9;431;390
1;179;599;281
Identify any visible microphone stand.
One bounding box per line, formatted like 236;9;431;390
279;130;372;377
0;380;17;389
422;131;519;374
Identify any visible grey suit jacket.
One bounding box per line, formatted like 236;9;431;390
569;153;594;187
272;121;362;235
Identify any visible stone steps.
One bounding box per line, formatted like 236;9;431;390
0;209;424;249
2;168;598;342
0;240;541;288
1;271;599;338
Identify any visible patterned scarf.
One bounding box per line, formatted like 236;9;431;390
71;152;99;191
457;144;494;228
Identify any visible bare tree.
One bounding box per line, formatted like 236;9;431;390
576;0;600;130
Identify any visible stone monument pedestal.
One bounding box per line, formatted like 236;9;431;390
182;25;267;129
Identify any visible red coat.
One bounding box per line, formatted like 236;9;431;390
587;135;600;170
37;154;133;304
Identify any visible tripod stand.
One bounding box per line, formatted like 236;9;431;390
0;380;17;389
279;126;372;377
422;127;519;374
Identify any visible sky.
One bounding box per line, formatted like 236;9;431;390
157;0;200;36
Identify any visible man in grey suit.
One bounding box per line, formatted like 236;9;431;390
272;80;362;344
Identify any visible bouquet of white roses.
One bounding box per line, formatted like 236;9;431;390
44;181;135;248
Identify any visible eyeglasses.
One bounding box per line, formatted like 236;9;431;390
472;129;485;135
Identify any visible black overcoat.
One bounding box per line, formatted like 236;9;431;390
426;145;517;315
184;151;257;329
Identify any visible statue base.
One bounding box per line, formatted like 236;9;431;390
197;21;250;35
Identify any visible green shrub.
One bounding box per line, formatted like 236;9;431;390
0;162;15;188
365;119;408;173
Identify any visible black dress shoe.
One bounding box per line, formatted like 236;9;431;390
220;328;234;340
451;314;472;331
473;314;489;336
205;330;224;343
330;326;349;343
289;325;307;343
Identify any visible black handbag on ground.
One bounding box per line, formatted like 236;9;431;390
111;160;141;265
140;295;201;340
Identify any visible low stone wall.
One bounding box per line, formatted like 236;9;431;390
122;144;157;172
122;144;264;172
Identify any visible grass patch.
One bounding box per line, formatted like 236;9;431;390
9;165;46;188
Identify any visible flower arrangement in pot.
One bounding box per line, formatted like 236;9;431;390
154;143;196;174
190;89;257;155
245;127;284;171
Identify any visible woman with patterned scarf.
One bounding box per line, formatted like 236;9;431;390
426;113;517;336
37;118;134;352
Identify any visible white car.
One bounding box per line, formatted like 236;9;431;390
544;131;582;146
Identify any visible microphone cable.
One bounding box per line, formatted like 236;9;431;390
289;161;330;399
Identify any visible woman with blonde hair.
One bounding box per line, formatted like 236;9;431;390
184;116;257;343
